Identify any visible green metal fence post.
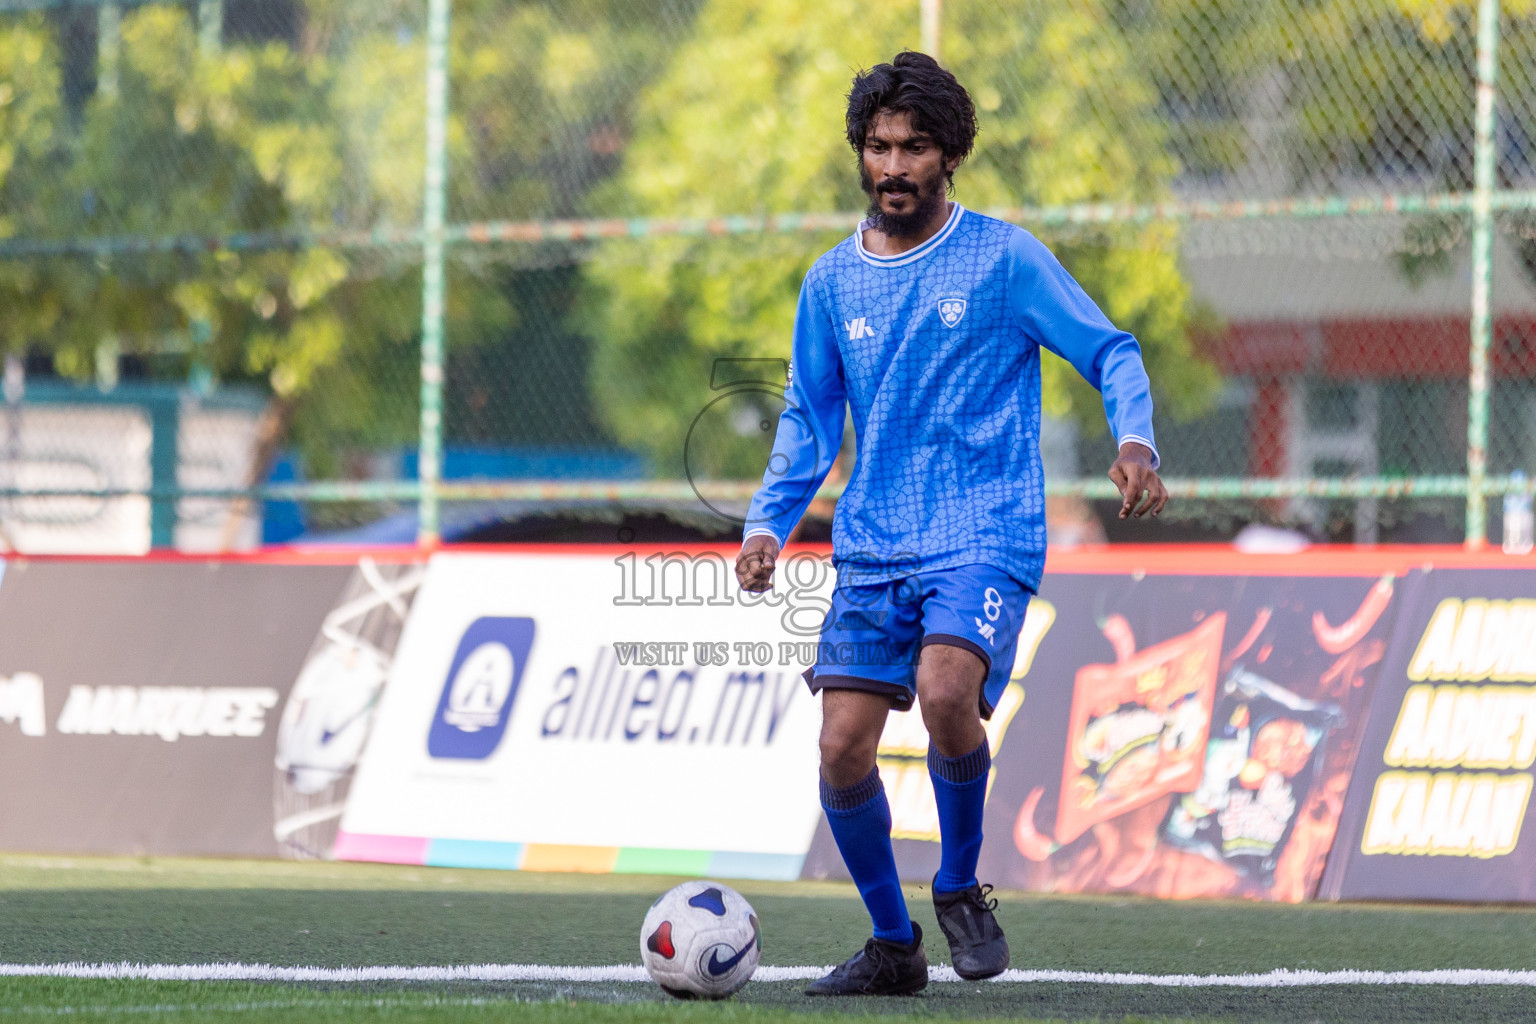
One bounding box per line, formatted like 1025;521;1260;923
418;0;451;549
1468;0;1502;548
148;394;179;549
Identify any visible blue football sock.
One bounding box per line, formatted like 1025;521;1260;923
821;768;914;945
929;740;991;894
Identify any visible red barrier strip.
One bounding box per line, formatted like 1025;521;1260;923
6;543;1534;575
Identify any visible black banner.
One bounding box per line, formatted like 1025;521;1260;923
0;560;353;857
1320;569;1536;901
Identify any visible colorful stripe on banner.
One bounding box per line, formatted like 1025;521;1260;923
424;839;524;871
331;832;430;865
332;832;804;881
520;845;618;874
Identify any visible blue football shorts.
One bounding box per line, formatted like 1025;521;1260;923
803;563;1032;719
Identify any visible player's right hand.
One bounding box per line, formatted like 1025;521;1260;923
735;534;781;592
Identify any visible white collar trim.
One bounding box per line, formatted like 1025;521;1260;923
854;203;965;267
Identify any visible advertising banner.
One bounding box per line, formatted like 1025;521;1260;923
272;559;427;859
335;551;832;879
8;544;1535;903
801;571;1401;902
0;559;355;856
1319;569;1536;901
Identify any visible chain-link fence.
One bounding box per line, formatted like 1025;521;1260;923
0;0;1532;550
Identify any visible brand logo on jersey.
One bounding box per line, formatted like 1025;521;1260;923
937;297;968;328
427;617;536;760
845;317;875;340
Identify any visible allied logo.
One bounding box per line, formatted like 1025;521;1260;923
937;297;967;328
844;316;875;340
427;617;536;760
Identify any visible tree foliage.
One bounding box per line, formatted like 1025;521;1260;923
581;0;1220;478
2;0;1524;486
0;0;690;475
1124;0;1536;281
0;15;64;351
0;5;440;475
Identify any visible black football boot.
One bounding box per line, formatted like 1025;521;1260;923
932;882;1009;980
804;921;928;996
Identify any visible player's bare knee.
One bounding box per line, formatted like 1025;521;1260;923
916;681;966;726
818;722;878;787
916;650;982;717
919;693;981;755
916;649;987;755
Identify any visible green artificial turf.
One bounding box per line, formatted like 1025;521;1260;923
0;855;1531;1023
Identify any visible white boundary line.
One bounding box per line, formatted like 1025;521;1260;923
2;963;1535;987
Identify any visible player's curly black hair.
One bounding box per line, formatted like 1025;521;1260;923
845;51;978;191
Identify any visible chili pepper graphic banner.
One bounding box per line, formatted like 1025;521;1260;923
802;570;1402;903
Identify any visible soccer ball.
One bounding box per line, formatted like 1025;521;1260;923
639;880;761;999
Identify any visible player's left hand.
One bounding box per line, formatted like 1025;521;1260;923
1109;442;1168;519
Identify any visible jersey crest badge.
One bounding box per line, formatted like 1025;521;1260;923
937;297;967;328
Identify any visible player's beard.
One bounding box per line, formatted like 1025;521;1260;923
860;163;948;239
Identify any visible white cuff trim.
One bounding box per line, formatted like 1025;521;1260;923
1117;435;1160;470
742;527;783;546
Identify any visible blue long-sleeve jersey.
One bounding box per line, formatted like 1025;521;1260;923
744;204;1158;592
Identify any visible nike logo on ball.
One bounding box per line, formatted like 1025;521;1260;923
705;935;757;976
